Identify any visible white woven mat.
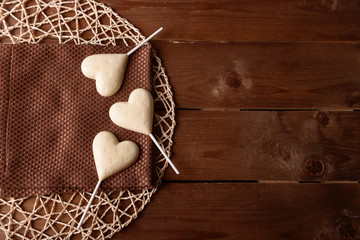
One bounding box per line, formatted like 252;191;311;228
0;0;175;239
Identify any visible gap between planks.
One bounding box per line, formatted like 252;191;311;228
157;108;358;111
163;180;360;184
178;108;358;112
167;40;360;44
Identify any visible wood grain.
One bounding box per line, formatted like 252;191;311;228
3;40;359;110
2;183;360;240
100;0;360;41
162;110;360;181
152;40;360;109
111;183;360;240
1;0;360;239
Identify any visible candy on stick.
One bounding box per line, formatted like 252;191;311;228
81;54;128;97
81;27;163;97
77;131;139;229
109;88;180;174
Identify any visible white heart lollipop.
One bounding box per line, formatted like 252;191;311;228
93;131;139;181
110;88;179;175
81;28;163;97
81;54;128;97
77;131;139;229
109;88;154;135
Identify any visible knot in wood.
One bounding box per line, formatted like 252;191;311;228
304;157;324;177
338;220;357;240
321;0;338;10
316;111;329;125
225;72;243;89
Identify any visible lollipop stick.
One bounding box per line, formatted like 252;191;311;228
77;180;102;229
149;133;179;174
127;27;163;56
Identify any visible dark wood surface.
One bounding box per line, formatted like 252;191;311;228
102;0;360;239
118;183;360;240
2;0;359;239
152;41;360;109
165;110;360;181
103;0;360;41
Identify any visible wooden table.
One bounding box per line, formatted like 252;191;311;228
102;1;360;239
2;0;360;239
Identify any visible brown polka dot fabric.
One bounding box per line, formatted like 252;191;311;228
0;44;154;198
0;45;11;185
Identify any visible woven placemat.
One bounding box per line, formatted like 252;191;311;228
0;0;175;239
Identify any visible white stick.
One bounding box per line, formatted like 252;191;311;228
77;180;102;229
149;133;179;174
127;27;163;56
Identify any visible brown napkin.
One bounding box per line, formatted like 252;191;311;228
0;44;154;198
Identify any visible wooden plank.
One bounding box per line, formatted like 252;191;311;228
152;41;360;109
162;110;360;181
100;0;360;41
110;182;360;240
2;41;359;110
2;183;359;240
4;183;360;239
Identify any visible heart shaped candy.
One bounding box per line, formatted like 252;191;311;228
81;54;128;97
93;131;139;181
109;88;154;135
